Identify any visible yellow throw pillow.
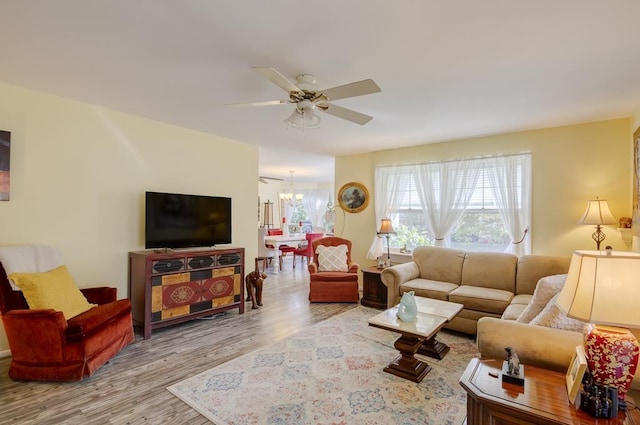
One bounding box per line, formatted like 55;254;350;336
9;265;96;319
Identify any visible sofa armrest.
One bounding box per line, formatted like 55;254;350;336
348;263;359;273
80;287;117;305
308;263;318;274
2;309;68;362
381;262;420;308
476;317;582;373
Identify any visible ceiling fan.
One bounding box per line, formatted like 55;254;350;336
228;67;381;129
258;176;284;184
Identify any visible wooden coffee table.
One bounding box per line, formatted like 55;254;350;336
368;297;463;383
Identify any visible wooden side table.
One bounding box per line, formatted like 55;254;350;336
459;358;639;425
361;266;387;309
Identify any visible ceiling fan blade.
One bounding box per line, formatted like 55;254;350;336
253;67;301;93
226;100;290;107
319;79;381;102
318;103;373;125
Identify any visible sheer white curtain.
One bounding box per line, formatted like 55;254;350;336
412;159;481;247
485;154;532;255
366;166;403;259
301;188;333;231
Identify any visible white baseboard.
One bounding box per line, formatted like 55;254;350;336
0;349;11;359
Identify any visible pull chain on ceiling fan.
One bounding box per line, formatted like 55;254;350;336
227;67;381;129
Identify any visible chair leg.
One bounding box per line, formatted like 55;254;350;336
254;257;268;273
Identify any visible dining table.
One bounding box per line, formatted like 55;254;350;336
263;234;308;273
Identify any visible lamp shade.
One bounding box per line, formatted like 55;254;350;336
378;218;395;234
577;198;617;225
262;200;274;228
556;250;640;327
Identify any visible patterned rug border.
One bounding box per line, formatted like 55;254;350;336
168;305;476;425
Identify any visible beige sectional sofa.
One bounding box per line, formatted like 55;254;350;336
380;246;570;334
381;246;640;391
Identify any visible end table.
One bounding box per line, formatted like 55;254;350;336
459;358;639;425
361;266;387;309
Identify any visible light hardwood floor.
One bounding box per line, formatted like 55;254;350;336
0;258;358;425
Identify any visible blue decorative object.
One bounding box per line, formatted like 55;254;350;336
397;291;417;322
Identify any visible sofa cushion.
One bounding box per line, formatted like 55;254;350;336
529;293;587;332
501;294;532;320
402;278;457;301
502;304;525;320
515;255;571;295
461;252;518;292
449;285;513;314
8;265;96;320
412;246;465;285
516;274;566;323
308;271;358;282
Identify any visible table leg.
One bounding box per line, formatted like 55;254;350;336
417;334;450;360
272;245;280;274
383;334;432;383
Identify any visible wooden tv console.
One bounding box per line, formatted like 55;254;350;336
128;247;245;339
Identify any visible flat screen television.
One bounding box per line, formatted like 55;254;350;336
145;191;232;249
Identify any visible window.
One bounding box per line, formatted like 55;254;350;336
449;168;512;252
375;153;531;255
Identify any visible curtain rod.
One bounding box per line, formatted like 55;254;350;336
375;151;532;169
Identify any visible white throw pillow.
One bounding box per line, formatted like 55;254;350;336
529;293;587;332
516;274;567;323
316;245;349;272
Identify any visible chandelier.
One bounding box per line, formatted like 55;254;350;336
279;170;303;206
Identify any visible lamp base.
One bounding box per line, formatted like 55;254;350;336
584;324;640;404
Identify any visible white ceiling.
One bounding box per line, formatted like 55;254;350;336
1;1;640;183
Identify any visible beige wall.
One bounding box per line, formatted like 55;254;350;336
0;83;258;353
336;118;632;271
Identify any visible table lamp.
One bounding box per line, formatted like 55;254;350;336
556;250;640;408
377;218;396;268
577;198;617;250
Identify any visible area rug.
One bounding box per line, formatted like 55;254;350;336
168;306;478;425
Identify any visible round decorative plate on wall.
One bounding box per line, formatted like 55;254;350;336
338;182;369;213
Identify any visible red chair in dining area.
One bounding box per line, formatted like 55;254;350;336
293;233;324;269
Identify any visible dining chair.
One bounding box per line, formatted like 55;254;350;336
256;227;276;272
293;233;324;269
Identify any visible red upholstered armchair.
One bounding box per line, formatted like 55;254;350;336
0;246;134;381
308;236;359;303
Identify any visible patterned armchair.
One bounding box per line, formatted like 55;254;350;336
308;236;359;303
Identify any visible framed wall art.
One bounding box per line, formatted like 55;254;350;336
338;182;369;213
0;130;10;201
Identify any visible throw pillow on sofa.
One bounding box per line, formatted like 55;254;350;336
9;265;96;319
517;274;567;323
529;293;586;332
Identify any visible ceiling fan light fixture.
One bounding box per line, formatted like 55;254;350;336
284;106;320;130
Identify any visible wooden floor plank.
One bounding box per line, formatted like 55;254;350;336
0;263;358;424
